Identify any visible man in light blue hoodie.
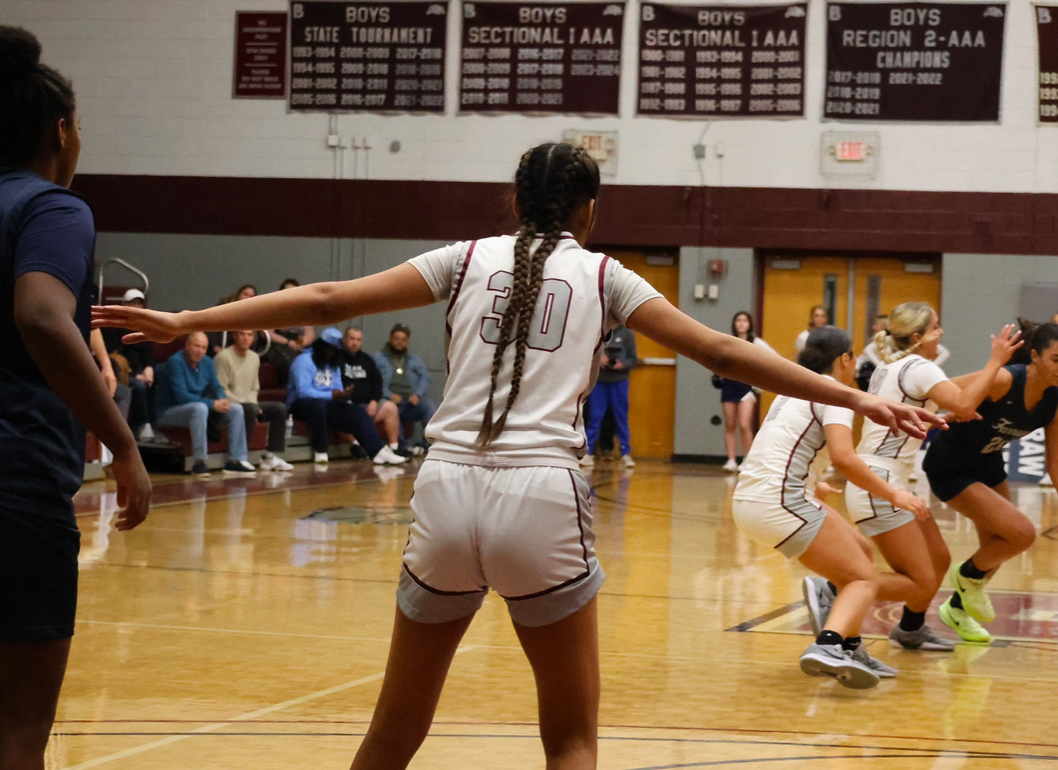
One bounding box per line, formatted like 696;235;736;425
288;328;407;466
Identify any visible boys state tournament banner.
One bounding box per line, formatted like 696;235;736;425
459;2;625;114
1037;6;1058;124
288;1;448;112
824;2;1006;122
637;3;808;118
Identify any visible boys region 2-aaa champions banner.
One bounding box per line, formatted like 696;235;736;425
824;2;1006;122
637;3;807;118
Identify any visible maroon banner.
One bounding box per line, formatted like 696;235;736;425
233;11;288;98
459;2;624;114
289;1;447;112
1037;6;1058;123
824;2;1006;122
637;3;807;118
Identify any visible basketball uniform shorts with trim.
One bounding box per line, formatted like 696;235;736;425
0;507;80;640
731;495;825;559
846;465;915;537
398;459;605;628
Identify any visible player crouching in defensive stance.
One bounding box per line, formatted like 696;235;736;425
733;327;936;689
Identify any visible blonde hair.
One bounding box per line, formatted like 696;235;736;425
875;302;934;364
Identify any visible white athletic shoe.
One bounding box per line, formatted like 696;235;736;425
579;454;595;468
313;452;329;464
802;577;835;637
851;644;898;678
372;445;409;465
722;458;739;473
799;642;879;689
260;454;294;471
888;624;957;651
621;454;636;468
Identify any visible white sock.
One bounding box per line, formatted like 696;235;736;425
389;442;399;450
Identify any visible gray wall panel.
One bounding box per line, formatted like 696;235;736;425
674;247;756;458
941;255;1058;377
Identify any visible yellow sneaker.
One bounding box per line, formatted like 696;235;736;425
949;562;995;623
939;597;991;644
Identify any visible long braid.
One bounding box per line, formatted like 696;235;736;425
475;144;597;448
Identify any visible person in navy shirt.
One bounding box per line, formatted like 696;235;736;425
925;322;1058;643
155;332;256;477
0;26;151;769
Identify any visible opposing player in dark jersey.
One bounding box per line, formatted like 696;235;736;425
0;26;151;769
925;323;1058;642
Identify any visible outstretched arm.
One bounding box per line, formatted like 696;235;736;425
927;324;1021;421
94;264;437;343
626;298;944;438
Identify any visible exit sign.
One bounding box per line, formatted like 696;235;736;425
836;141;865;161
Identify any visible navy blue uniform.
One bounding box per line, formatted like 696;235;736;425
925;364;1058;502
0;168;95;640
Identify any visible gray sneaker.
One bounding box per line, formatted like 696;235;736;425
888;624;957;651
802;577;835;636
799;642;879;689
851;644;898;678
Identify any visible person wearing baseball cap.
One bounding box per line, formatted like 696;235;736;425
286;327;407;466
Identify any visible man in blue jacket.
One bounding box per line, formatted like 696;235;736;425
374;324;436;450
155;332;255;477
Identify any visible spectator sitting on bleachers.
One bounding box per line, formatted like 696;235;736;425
287;328;407;466
100;288;155;439
374;323;435;450
215;329;294;472
89;327;131;429
265;277;315;386
155;332;256;477
338;326;408;457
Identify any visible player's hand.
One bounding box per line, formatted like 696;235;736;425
990;323;1023;366
92;305;183;344
110;449;151;530
893;490;930;521
814;481;839;501
855;392;946;440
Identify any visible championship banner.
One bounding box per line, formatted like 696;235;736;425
637;3;807;118
1037;6;1058;123
289;1;447;113
824;2;1005;122
459;2;624;114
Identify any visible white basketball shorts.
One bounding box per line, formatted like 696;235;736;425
845;464;914;537
731;495;826;559
397;459;605;627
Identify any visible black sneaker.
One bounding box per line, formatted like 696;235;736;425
222;460;257;477
394;444;414;458
191;461;210;477
349;444;369;460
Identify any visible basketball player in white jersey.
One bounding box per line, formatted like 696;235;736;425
95;144;943;767
733;326;950;689
807;304;1021;652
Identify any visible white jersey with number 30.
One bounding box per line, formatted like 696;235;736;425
408;234;662;469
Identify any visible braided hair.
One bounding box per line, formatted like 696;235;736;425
475;143;600;448
0;26;76;167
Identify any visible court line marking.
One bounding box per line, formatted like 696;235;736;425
60;644;480;770
77;619;394;644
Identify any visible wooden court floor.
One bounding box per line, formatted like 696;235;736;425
52;459;1058;769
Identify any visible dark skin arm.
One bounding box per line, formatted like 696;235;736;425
15;272;150;530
